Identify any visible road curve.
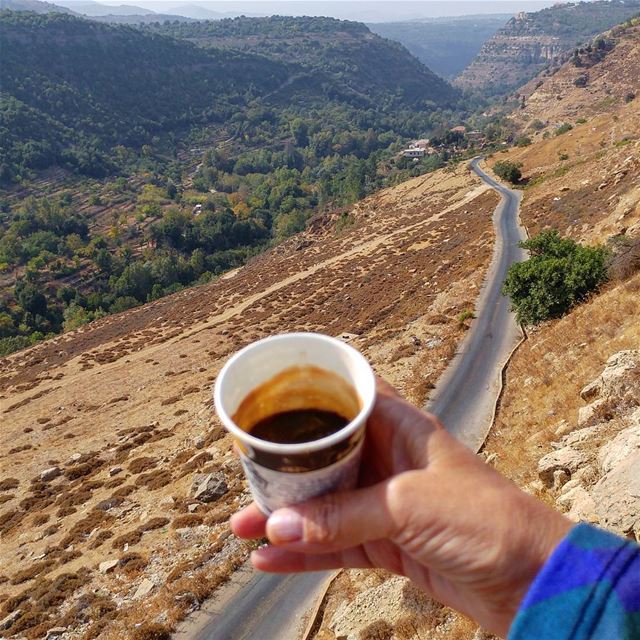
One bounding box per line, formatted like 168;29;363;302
427;157;527;451
185;159;527;640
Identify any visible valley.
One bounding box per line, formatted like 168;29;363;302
1;3;640;640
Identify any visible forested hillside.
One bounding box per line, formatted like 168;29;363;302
0;12;460;184
369;15;509;79
0;11;290;182
0;11;473;356
457;0;640;93
148;16;459;108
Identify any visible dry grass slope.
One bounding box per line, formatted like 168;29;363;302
0;164;498;639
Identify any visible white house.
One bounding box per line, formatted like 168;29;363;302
402;148;426;158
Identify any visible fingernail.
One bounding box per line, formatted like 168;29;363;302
267;509;303;543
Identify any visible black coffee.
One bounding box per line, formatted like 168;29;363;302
249;409;349;445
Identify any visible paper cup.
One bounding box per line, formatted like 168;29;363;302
214;333;376;514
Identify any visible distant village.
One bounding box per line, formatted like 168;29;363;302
401;126;486;159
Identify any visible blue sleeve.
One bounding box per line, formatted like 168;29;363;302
508;523;640;640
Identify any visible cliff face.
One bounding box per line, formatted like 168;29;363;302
456;1;640;94
456;30;565;94
513;22;640;130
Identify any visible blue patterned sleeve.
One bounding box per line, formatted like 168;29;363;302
509;523;640;640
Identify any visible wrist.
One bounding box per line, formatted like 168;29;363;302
495;491;574;637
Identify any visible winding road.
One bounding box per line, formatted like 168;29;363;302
428;158;527;451
184;159;527;640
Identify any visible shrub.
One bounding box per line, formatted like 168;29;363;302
516;136;532;147
555;123;573;136
503;230;609;325
574;74;588;87
493;160;522;184
458;309;475;326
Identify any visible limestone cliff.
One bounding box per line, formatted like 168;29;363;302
456;0;640;94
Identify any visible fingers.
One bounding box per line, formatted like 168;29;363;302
265;482;398;553
250;545;373;573
230;503;267;539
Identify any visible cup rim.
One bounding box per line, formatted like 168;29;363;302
213;332;377;455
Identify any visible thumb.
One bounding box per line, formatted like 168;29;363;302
266;481;399;553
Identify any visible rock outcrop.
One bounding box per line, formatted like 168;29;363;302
539;351;640;540
456;2;640;94
189;472;228;503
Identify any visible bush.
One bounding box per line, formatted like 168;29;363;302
0;335;32;356
516;136;532;147
493;160;522;184
503;230;609;325
555;123;573;136
574;74;588;87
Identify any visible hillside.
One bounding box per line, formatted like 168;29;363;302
456;0;640;94
306;19;640;640
514;21;640;129
0;0;73;13
0;11;290;181
0;165;499;639
51;0;153;16
0;10;470;361
369;15;510;80
146;16;460;108
0;12;460;184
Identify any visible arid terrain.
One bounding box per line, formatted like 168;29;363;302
0;164;499;639
307;19;640;640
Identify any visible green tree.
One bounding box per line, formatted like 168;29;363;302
63;303;91;332
290;119;309;147
493;160;522;184
503;230;609;325
16;283;48;316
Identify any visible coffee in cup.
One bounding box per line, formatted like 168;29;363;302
214;333;376;514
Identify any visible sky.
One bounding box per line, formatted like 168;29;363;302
93;0;579;21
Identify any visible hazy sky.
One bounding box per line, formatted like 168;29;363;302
95;0;579;21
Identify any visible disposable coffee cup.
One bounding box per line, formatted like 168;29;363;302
214;333;377;514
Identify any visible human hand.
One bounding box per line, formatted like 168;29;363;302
230;380;572;638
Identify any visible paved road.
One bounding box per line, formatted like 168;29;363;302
188;158;526;640
184;570;329;640
428;158;527;451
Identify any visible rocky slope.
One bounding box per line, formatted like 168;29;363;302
514;20;640;131
456;1;640;94
537;350;639;538
0;164;498;639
